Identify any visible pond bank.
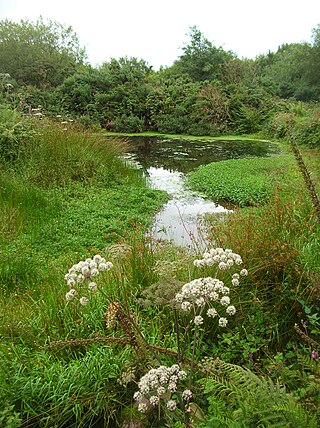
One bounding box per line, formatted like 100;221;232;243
120;135;281;248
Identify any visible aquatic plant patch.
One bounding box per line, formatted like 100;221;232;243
187;155;298;207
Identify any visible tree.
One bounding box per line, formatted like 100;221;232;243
0;17;86;87
173;26;235;82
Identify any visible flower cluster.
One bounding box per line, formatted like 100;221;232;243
134;364;191;413
64;254;113;304
174;248;248;327
175;277;236;327
193;248;243;270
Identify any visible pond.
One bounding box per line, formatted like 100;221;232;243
122;136;279;248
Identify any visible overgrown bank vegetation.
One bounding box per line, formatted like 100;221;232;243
0;16;320;428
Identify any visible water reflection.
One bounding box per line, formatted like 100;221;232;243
146;167;228;248
125;136;279;173
121;136;279;248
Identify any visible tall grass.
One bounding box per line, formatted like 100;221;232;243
17;120;130;188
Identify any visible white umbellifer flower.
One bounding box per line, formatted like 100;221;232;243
227;259;234;267
133;391;142;401
88;282;97;291
218;262;227;270
79;296;89;306
177;370;187;380
182;389;193;401
99;261;113;271
65;288;77;301
89;261;97;269
232;273;240;280
207;308;217;318
138;402;147;413
226;305;236;315
219;317;228;327
232;278;239;286
90;268;99;276
220;296;230;306
157;386;165;396
77;274;85;283
194;259;205;267
194;315;204;326
240;268;248;276
149;395;159;406
168;382;177;392
166;400;177;411
181;301;191;311
67;278;75;287
195;297;205;307
135;365;189;413
82;266;90;276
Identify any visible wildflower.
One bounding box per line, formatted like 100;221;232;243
194;315;204;325
207;308;217;318
138;402;148;413
220;296;230;306
311;350;316;359
88;282;97;291
79;297;89;306
166;400;177;411
182;389;193;401
64;255;113;305
134;365;189;413
240;268;248;276
226;305;236;315
149;395;159;406
218;262;227;270
181;301;192;311
65;289;77;301
218;317;228;327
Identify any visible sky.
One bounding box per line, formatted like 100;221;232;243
0;0;319;69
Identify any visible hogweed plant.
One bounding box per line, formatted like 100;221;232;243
59;247;248;426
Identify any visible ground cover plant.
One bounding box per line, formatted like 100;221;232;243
186;154;299;207
0;109;320;427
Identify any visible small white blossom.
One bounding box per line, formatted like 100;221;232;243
149;395;159;406
226;305;236;315
207;308;217;318
79;296;89;306
219;317;228;327
220;296;230;306
88;281;97;291
232;278;239;286
168;382;177;392
218;262;227;270
194;315;204;325
138;402;148;413
182;389;193;401
166;400;177;411
181;301;192;311
240;268;248;276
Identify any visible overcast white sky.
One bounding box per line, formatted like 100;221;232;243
0;0;319;69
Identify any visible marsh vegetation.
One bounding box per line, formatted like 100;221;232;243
0;17;320;427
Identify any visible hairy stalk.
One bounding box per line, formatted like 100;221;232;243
98;286;162;363
44;336;131;348
290;135;320;222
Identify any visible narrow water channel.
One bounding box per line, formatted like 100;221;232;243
123;136;279;248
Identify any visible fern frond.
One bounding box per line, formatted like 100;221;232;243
200;358;315;427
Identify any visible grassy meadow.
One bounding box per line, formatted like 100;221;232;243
0;113;320;427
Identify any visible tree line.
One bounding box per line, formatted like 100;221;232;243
1;18;320;135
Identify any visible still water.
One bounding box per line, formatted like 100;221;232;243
123;136;279;248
